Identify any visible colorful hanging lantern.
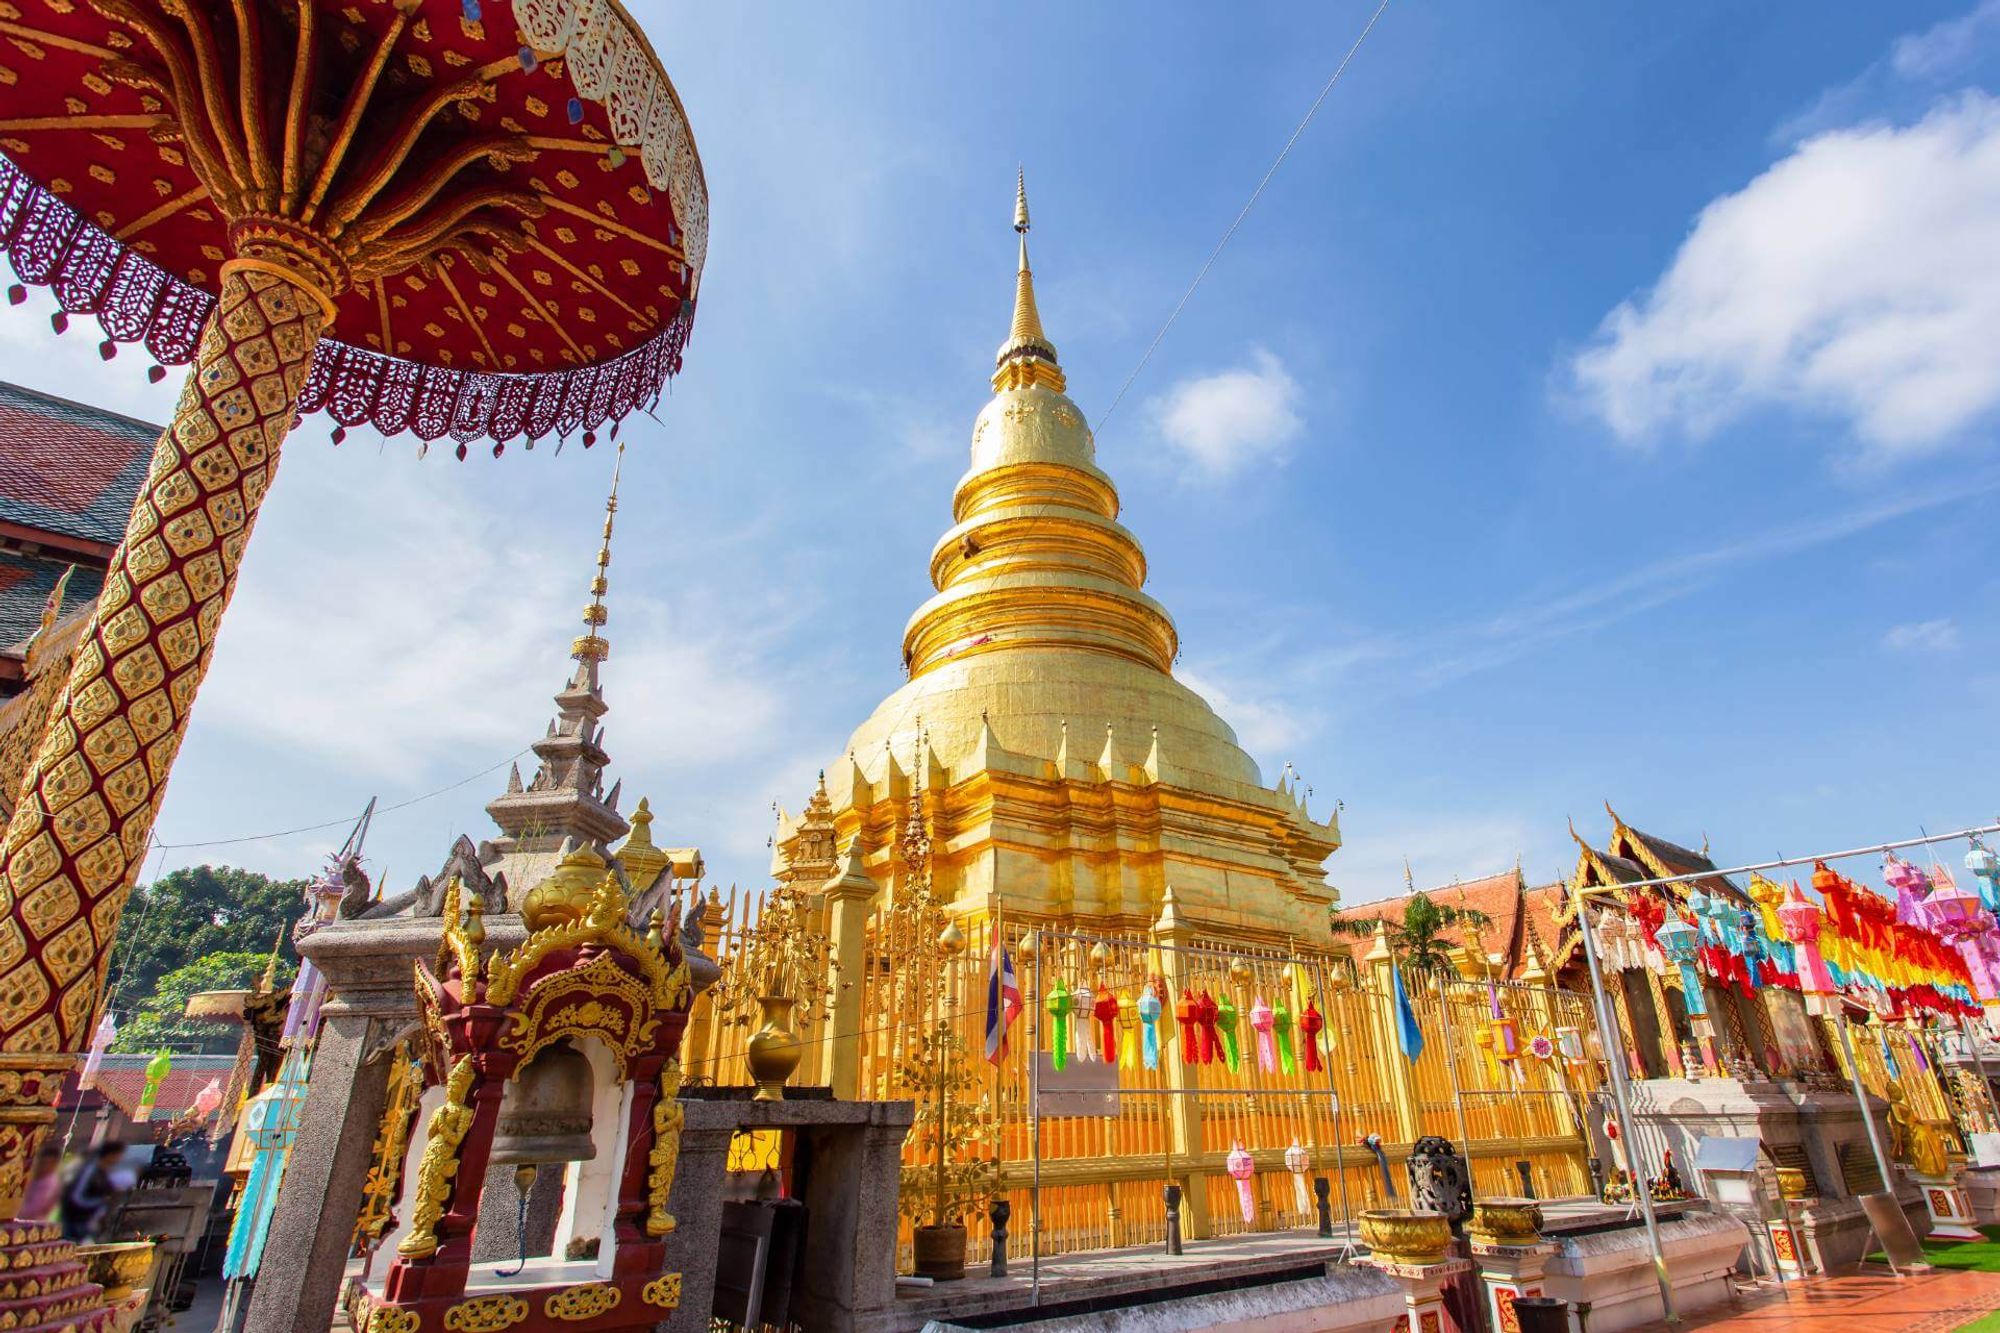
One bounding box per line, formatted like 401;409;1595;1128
1071;981;1099;1063
1555;1025;1584;1063
191;1076;225;1120
1118;990;1142;1070
1298;999;1325;1073
1094;986;1121;1065
1529;1033;1556;1061
1251;996;1277;1073
1273;998;1297;1075
1285;1139;1313;1215
1966;839;2000;914
1138;983;1164;1070
1196;990;1222;1066
1657;913;1707;1017
1226;1142;1257;1224
1046;978;1072;1073
1216;993;1243;1072
135;1050;173;1123
79;1013;116;1091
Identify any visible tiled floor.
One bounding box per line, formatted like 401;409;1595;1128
1626;1267;2000;1333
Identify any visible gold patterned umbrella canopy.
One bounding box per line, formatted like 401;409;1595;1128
0;0;706;1214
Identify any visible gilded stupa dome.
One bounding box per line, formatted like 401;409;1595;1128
841;172;1264;795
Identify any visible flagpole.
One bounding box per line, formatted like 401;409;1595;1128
1578;900;1676;1322
1431;970;1475;1155
1029;930;1042;1306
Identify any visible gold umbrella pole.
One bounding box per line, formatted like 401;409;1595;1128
0;255;329;1215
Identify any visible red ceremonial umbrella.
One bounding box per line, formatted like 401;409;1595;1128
0;0;706;1225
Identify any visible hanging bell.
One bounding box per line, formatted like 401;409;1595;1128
490;1040;598;1166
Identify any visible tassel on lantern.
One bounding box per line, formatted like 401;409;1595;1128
1138;983;1163;1070
1176;987;1199;1059
1071;981;1098;1063
1216;992;1242;1072
1251;995;1276;1073
1274;998;1296;1075
1046;977;1071;1073
1226;1143;1256;1224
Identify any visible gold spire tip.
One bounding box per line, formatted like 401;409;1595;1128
1014;166;1030;234
572;439;624;663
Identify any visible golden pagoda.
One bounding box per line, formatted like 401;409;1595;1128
773;175;1339;944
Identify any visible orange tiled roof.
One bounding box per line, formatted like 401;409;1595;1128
1335;868;1564;978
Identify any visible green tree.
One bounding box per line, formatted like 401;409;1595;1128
112;951;297;1055
105;865;307;1023
1329;892;1491;974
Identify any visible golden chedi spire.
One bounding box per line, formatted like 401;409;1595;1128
844;172;1267;793
572;439;625;665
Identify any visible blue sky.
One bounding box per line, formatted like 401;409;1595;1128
5;0;1997;905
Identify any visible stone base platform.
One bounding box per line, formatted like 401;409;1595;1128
1540;1210;1749;1333
897;1230;1399;1333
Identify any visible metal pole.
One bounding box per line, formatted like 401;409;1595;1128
1833;1011;1898;1201
1962;1012;1998;1133
1578;905;1677;1323
1432;971;1475;1154
1314;962;1358;1262
1029;937;1042;1305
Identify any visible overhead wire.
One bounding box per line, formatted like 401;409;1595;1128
1095;0;1395;434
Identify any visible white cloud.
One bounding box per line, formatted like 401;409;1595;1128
1150;348;1304;478
1569;92;2000;456
1882;617;1961;653
1892;0;2000;81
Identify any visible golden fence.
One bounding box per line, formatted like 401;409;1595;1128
682;889;1604;1270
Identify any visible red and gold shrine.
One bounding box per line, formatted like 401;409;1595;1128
348;867;694;1333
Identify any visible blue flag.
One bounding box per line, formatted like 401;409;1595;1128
1392;961;1424;1061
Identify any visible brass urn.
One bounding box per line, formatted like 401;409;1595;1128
747;994;804;1101
1359;1209;1451;1265
74;1241;155;1300
1468;1197;1545;1247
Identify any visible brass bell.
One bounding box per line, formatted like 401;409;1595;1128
490;1040;598;1166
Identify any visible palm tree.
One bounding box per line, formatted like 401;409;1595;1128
1330;892;1491;974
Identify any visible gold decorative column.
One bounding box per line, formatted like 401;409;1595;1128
1152;888;1211;1239
821;848;877;1098
0;258;327;1212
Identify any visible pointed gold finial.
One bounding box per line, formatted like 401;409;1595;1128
995;167;1063;391
571;439;625;664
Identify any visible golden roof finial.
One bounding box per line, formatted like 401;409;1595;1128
571;439;625;664
995;167;1062;391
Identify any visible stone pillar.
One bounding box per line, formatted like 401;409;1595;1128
1361;1255;1471;1333
821;850;877;1099
1153;887;1211;1239
793;1104;912;1330
1468;1203;1552;1333
1915;1173;1983;1241
242;1010;393;1333
1365;925;1422;1145
657;1102;735;1333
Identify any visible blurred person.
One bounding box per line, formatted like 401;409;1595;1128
60;1141;123;1241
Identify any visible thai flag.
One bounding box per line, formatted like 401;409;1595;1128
986;936;1022;1065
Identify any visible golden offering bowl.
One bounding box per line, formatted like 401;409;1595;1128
75;1241;154;1300
1468;1198;1545;1246
1359;1209;1451;1265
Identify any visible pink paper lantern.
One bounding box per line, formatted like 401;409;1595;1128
1227;1142;1256;1224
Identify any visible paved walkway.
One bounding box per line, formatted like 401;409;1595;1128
1627;1266;2000;1333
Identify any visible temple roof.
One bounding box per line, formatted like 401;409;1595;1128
0;381;155;552
1335;866;1565;979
